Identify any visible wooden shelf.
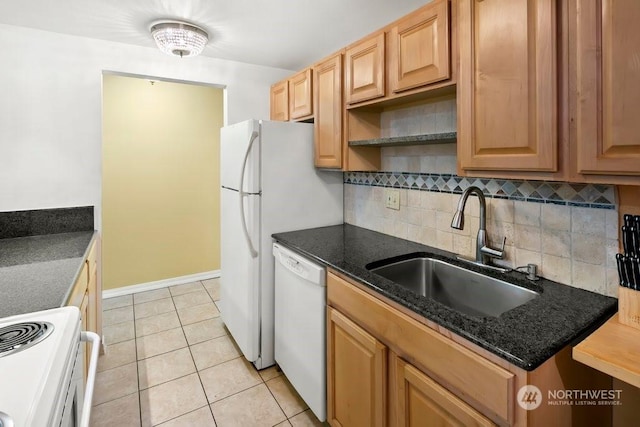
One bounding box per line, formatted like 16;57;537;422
349;132;456;147
573;313;640;388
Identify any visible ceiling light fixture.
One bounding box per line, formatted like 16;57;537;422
150;20;208;58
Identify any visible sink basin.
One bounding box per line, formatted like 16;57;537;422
368;256;539;318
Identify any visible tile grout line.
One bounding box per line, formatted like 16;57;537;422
262;375;294;425
98;283;225;425
173;284;219;425
132;298;142;427
153;404;213;426
134;288;177;425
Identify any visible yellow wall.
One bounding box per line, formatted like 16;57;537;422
102;75;223;290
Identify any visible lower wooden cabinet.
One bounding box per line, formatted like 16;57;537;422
66;238;102;381
391;353;495;427
327;307;386;427
327;298;493;427
327;269;613;427
79;290;90;381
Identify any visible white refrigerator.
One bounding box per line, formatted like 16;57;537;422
219;119;343;369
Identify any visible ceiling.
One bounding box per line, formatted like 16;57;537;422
0;0;430;70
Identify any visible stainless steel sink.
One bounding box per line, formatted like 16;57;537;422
368;256;539;318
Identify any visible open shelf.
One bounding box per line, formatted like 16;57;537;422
348;132;457;147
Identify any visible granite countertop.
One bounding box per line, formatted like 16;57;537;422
0;231;97;318
272;224;617;371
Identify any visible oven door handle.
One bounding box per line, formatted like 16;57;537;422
79;331;101;427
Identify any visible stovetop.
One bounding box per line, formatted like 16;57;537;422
0;307;80;426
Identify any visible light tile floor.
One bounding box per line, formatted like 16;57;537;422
91;278;325;427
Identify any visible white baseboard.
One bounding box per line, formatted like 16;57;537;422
102;270;220;299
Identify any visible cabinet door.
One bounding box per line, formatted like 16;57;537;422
327;307;386;427
458;0;558;172
574;0;640;175
80;292;89;383
67;262;88;308
87;240;102;343
345;32;385;104
389;0;450;93
392;353;495;427
270;80;289;121
314;54;343;168
289;69;313;120
87;259;97;334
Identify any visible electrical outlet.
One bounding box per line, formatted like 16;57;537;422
385;189;400;210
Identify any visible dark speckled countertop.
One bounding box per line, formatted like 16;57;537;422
273;224;617;371
0;231;97;318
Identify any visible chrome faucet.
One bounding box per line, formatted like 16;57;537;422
451;186;507;271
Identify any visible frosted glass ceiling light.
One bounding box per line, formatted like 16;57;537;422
150;20;208;58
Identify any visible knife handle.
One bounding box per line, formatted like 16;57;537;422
622;226;631;255
617;253;628;287
623;255;635;290
634;217;640;254
625;214;633;227
632;226;640;257
632;257;640;291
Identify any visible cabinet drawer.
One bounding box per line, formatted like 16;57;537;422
327;271;514;423
392;353;496;426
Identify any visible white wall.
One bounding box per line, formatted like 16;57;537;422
0;24;293;223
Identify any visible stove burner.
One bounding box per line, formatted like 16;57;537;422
0;321;54;358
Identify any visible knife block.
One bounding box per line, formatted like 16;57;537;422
619;286;640;329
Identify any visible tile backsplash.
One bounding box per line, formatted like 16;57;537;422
380;96;458;174
344;181;619;298
347;95;621;297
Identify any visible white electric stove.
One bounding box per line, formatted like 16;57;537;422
0;306;100;427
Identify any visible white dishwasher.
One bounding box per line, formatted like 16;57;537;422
273;242;326;421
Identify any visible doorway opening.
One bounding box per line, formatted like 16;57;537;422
102;73;224;291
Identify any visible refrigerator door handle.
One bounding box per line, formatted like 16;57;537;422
239;130;259;258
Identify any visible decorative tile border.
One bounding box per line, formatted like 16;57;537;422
344;172;616;209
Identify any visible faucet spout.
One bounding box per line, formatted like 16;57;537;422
452;186;486;231
451;186;504;268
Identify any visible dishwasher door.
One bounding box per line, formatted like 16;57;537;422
273;242;326;421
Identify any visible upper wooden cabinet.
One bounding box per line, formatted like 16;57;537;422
289;68;313;121
572;0;640;177
270;69;312;122
345;32;386;105
458;0;558;172
313;54;343;168
269;80;289;121
389;0;451;93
